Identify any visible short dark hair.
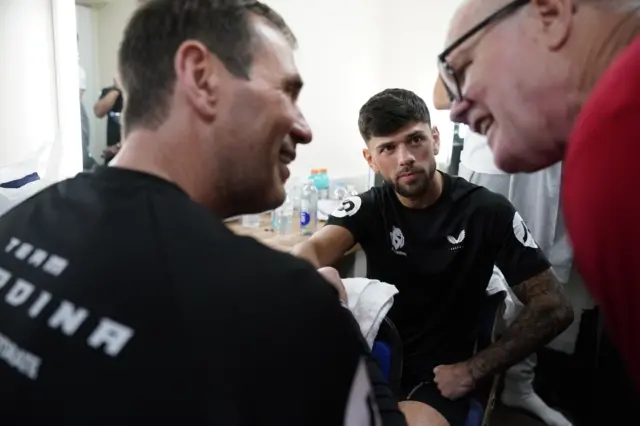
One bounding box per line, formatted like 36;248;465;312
358;88;431;142
118;0;295;134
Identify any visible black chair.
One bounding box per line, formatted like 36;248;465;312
467;290;507;426
371;291;507;426
371;317;403;396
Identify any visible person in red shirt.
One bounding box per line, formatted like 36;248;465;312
438;0;640;389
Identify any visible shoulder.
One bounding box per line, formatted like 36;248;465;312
450;174;513;215
159;204;333;296
329;187;382;219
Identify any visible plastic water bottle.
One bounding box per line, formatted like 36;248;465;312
333;183;349;201
273;195;294;235
315;169;330;199
300;179;318;236
242;214;261;229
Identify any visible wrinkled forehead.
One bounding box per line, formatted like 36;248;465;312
445;0;509;48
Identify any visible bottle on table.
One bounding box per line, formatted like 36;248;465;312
273;194;294;235
333;183;349;201
300;179;318;236
242;214;261;229
315;169;330;199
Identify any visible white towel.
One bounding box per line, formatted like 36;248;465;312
342;277;398;348
486;266;523;326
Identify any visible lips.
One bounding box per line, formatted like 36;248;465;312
397;170;423;180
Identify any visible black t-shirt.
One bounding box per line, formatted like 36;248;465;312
327;172;550;381
99;87;123;146
0;167;405;425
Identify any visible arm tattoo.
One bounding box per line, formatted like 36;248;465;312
469;268;574;381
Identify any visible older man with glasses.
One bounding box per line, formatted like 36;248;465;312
439;0;640;393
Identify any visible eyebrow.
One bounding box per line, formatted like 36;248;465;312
404;130;426;141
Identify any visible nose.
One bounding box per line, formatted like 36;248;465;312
397;144;415;166
291;111;312;145
450;98;472;125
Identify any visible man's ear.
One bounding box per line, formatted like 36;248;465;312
432;126;441;156
174;40;220;121
530;0;573;51
362;148;378;172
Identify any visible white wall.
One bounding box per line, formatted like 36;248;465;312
0;0;81;181
265;0;384;181
97;0;137;88
266;0;463;180
76;0;463;180
379;0;463;168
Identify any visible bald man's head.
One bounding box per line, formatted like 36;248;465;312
445;0;507;48
438;0;640;173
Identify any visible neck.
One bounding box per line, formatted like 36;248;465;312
110;125;226;216
396;170;444;209
572;6;640;106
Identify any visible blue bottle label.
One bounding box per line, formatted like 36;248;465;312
300;211;310;226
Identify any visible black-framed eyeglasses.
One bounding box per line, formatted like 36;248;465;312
438;0;529;102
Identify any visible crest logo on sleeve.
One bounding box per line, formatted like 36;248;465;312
512;211;538;249
331;196;362;218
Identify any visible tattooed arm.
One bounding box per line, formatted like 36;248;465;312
468;268;574;381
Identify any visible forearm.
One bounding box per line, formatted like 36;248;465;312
94;90;120;117
469;270;574;381
290;242;322;268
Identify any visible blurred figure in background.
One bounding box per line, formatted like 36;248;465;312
94;76;124;164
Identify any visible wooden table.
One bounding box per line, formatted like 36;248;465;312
226;213;312;252
227;213;360;256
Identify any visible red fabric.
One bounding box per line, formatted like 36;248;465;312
564;36;640;389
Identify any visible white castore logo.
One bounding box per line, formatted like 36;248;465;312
512;212;538;249
331;196;363;218
447;230;466;245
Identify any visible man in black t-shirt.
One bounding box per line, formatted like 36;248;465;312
0;2;405;425
292;89;574;426
94;78;124;148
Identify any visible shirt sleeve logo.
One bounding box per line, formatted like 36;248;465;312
331;196;363;218
512;211;538;249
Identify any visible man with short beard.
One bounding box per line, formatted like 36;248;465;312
292;88;573;426
440;0;640;390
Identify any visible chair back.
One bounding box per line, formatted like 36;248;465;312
371;317;403;396
470;290;507;426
